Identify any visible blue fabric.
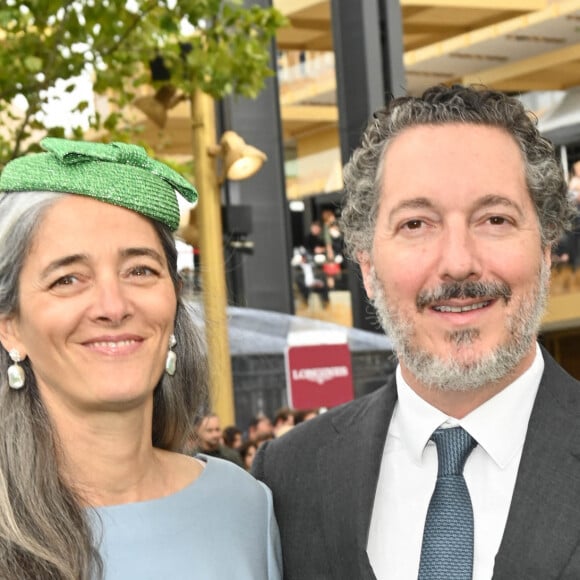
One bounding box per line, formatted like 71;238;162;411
418;427;477;580
90;456;282;579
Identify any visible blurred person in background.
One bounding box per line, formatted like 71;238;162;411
193;413;244;468
303;221;326;257
239;440;259;471
293;408;319;425
273;406;295;438
553;165;580;268
247;413;274;442
223;425;244;451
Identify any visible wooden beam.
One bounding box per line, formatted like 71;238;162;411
461;43;580;85
404;23;472;35
289;17;331;31
281;105;338;122
489;77;571;92
405;0;580;65
279;75;336;106
276;29;332;51
401;0;547;10
273;0;326;17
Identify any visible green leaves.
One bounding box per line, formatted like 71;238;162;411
23;56;43;73
0;0;287;166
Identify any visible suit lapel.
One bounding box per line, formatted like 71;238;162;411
493;350;580;579
319;377;398;580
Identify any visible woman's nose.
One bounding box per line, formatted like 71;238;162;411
90;276;133;324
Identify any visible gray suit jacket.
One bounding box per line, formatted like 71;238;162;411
253;348;580;579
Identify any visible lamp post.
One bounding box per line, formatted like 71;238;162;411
189;89;236;426
188;89;266;427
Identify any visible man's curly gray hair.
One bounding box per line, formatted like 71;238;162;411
340;84;575;259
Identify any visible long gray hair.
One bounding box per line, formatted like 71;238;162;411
340;84;576;259
0;191;209;579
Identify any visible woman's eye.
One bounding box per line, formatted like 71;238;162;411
50;275;77;288
130;265;158;277
489;216;508;225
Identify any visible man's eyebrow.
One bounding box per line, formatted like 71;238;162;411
388;197;436;224
40;254;88;281
387;194;525;223
472;194;524;217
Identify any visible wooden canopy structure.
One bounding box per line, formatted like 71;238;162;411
274;0;580;139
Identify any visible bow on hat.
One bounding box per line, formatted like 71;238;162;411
0;137;198;231
42;138;197;204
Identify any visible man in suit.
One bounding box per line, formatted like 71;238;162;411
253;85;580;580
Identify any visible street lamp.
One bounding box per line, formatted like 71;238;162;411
209;130;267;184
189;90;267;426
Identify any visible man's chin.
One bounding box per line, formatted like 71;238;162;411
399;337;534;392
432;343;488;366
399;351;485;392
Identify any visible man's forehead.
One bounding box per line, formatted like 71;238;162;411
379;125;527;197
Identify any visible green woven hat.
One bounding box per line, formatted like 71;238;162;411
0;137;197;231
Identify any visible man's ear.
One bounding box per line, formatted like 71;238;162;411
358;251;374;300
0;316;25;357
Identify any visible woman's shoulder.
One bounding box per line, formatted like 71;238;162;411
200;454;267;493
193;456;276;523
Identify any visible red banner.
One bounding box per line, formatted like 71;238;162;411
286;343;354;409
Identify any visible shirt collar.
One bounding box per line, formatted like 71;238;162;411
396;343;544;468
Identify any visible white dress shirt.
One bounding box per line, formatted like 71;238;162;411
367;343;544;580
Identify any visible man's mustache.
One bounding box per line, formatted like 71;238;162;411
416;280;512;311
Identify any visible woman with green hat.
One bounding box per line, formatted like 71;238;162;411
0;138;281;579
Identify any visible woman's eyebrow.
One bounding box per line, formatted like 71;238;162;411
120;247;165;264
40;254;88;281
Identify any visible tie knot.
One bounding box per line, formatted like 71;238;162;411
431;427;476;477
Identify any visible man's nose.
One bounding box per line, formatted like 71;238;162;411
436;225;483;282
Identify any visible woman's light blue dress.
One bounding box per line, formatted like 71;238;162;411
91;456;282;579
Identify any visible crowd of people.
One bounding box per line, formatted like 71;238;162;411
292;209;346;309
553;160;580;269
189;407;322;471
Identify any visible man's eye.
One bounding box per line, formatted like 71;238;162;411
403;220;424;230
489;216;507;225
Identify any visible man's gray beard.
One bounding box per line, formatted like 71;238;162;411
369;261;550;392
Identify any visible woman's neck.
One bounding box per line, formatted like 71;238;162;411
42;394;173;506
64;418;166;504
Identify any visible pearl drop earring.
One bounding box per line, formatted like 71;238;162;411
8;349;25;389
165;334;177;376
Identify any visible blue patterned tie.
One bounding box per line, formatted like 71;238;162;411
418;426;477;580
